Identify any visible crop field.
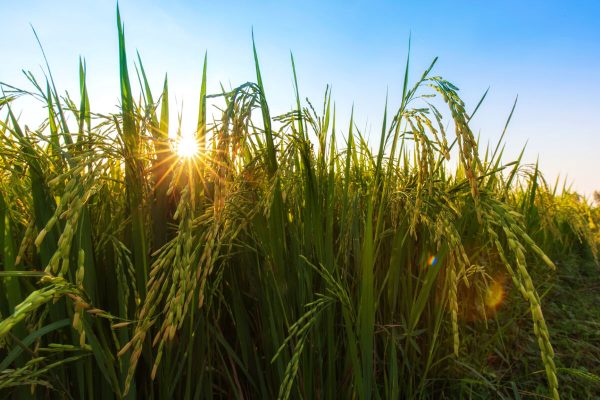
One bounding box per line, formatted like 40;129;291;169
1;8;599;400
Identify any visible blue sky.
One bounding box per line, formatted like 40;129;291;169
2;0;599;195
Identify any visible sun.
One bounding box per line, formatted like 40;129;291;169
175;134;199;159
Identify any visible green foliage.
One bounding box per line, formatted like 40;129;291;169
0;6;598;399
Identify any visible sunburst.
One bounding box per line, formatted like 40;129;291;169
175;134;199;159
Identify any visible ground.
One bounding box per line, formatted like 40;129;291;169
459;254;600;399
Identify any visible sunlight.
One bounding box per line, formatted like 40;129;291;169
176;134;199;159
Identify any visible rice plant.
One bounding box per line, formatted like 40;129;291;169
0;7;598;399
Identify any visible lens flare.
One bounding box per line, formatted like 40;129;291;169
427;255;438;266
484;277;506;310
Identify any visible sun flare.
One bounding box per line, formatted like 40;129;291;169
484;277;506;310
176;134;199;159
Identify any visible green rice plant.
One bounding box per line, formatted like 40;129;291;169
0;6;598;399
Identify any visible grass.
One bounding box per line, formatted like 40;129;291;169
0;6;599;399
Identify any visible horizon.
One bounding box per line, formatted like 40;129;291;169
2;0;598;196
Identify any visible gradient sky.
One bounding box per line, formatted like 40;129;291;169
2;0;599;195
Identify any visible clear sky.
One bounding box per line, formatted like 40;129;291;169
2;0;599;196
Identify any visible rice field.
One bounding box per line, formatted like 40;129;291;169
1;8;599;400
